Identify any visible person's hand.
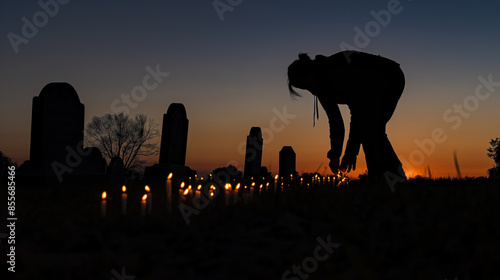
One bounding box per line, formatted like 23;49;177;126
329;158;340;173
340;154;357;173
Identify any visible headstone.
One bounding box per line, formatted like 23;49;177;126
29;82;84;162
279;146;297;180
244;127;263;180
72;147;107;184
18;82;106;185
107;157;125;186
144;103;195;182
159;103;189;166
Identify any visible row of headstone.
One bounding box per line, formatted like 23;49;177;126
243;126;297;180
16;82;296;186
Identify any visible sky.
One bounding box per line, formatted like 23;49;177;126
1;0;499;178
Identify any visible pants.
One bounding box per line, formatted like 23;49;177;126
358;67;405;178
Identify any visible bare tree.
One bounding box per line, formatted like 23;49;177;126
487;137;500;178
85;113;160;172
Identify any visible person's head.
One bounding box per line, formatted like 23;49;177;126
287;53;316;98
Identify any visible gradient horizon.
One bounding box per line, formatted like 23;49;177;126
1;1;499;179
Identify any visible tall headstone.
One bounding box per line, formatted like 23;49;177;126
30;82;84;162
159;103;189;166
279;146;297;179
144;103;195;182
18;82;106;185
244;127;263;180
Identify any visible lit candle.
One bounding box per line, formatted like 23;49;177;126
121;185;127;216
233;183;240;204
182;188;189;202
101;191;107;218
209;185;215;201
141;194;147;216
225;183;231;205
274;175;278;193
179;183;186;202
244;185;249;202
166;173;173;213
195;184;202;200
145;185;152;214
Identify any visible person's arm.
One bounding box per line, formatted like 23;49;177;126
318;98;345;161
340;110;362;172
345;112;361;157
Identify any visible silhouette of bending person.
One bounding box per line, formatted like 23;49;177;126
287;50;406;179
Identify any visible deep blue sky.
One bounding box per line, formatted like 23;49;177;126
1;0;499;177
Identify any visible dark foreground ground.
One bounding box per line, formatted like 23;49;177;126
4;177;500;280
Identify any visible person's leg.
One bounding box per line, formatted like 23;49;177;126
361;122;401;177
369;66;406;176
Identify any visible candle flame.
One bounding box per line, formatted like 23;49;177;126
122;185;126;192
142;194;148;201
188;185;192;190
236;183;241;190
168;173;173;179
251;182;255;187
183;189;189;195
102;191;107;199
145;185;150;192
259;184;263;189
211;185;215;190
197;184;202;190
225;183;231;190
266;182;270;187
275;175;278;180
210;191;214;197
181;182;185;188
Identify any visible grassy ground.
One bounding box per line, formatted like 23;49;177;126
7;177;500;280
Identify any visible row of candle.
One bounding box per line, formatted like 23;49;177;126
100;184;152;218
101;172;174;218
100;172;349;217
